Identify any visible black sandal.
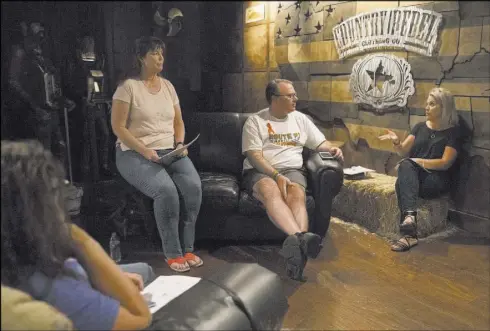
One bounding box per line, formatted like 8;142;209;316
391;236;418;252
400;210;417;237
279;234;307;282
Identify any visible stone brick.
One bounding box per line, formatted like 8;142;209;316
433;1;459;12
287;40;332;63
222;73;243;112
243;72;269;113
408;80;435;109
455;97;472;111
482;17;490;51
409;115;426;130
460;1;490;19
441;78;490;97
275;43;288;65
355;1;398;14
278;63;310;81
438;27;459;57
449;54;490;79
307;101;332;122
331;76;352;103
310;59;357;75
292;80;309;101
472;97;490;113
455;155;490;218
473;112;490;140
398;1;434;7
357;111;410;131
331;102;359;119
244;24;268;71
408;55;443;80
309;76;332;102
457;18;483;58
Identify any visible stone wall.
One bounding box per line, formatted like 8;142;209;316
205;1;489;236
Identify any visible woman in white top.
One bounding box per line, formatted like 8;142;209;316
111;36;203;272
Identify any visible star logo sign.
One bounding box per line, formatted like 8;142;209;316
365;61;395;94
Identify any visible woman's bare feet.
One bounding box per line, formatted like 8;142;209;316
166;257;190;272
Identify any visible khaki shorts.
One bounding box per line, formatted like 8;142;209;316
242;168;307;194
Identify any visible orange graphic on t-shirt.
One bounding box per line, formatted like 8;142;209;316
266;123;275;134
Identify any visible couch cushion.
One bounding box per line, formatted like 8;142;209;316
200;172;240;211
189;113;246;177
238;190;315;217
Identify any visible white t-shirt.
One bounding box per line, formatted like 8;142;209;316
112;77;179;151
242;108;326;171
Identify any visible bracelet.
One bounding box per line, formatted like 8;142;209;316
392;139;400;146
272;170;279;180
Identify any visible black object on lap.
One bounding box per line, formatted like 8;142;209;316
319;152;335;160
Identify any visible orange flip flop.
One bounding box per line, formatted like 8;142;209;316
166;257;190;272
184;253;203;268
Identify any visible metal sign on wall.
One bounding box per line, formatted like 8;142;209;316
349;54;415;111
333;7;443;59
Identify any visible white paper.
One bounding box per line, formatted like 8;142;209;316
141;275;201;314
157;134;200;165
343;166;376;176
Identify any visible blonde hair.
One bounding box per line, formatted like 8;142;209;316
429;87;459;129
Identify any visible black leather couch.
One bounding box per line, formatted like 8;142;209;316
181;111;344;242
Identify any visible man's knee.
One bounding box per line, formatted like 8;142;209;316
286;184;306;204
253;178;282;202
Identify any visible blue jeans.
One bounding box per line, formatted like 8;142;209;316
119;262;156;286
395;159;450;217
116;147;202;259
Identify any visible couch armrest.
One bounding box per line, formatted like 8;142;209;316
305;152;344;238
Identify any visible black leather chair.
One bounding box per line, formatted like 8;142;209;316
183;112;344;242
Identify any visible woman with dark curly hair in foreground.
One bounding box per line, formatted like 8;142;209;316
1;140;154;330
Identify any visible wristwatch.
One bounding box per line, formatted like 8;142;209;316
174;141;184;148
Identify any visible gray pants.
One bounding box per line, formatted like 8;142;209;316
119;262;156;286
116;147;202;259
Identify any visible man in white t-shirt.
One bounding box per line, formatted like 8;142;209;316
242;79;343;280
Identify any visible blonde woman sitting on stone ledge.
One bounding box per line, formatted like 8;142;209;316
378;87;461;252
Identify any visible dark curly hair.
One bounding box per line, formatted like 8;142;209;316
1;140;75;287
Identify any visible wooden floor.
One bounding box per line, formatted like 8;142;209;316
124;218;490;330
